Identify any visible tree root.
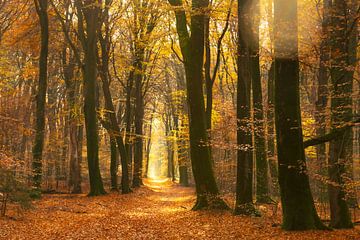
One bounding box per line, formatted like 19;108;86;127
234;203;261;217
192;195;230;211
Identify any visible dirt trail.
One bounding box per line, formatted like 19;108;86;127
1;179;359;239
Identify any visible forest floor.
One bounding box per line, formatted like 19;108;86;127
1;179;360;240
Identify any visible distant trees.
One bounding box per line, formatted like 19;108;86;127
0;0;359;232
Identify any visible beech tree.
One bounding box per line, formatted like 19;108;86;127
168;0;228;210
32;0;49;191
98;0;131;194
273;0;326;230
77;0;105;196
327;0;357;229
234;0;255;215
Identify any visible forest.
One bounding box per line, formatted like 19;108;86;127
0;0;359;239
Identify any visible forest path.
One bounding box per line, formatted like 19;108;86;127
1;179;360;239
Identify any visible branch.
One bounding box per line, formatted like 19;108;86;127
168;0;190;61
304;118;360;148
211;0;233;85
50;0;83;68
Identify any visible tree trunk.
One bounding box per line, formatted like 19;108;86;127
327;0;356;229
124;70;135;181
235;0;256;215
64;55;83;194
101;76;131;193
82;0;105;196
32;0;49;191
267;61;278;196
133;61;144;187
68;122;83;194
110;136;118;191
250;0;270;203
169;0;227;210
274;0;326;230
314;0;331;203
98;2;131;193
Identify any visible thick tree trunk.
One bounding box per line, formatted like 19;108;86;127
32;0;49;191
169;0;227;210
187;0;227;210
82;1;105;196
274;0;326;230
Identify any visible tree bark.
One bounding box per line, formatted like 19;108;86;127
81;0;105;196
327;0;356;229
274;0;326;230
235;0;256;215
133;54;145;187
98;1;131;193
32;0;49;191
250;0;270;203
169;0;227;210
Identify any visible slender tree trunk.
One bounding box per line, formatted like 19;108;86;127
315;0;331;203
327;0;355;229
250;0;270;203
175;63;189;187
32;0;49;191
205;15;212;131
68;121;83;194
64;52;83;194
235;0;256;215
274;0;326;230
144;104;155;178
133;61;144;187
101;76;131;193
267;62;278;196
98;3;131;193
124;70;135;181
265;0;278;197
110;136;118;190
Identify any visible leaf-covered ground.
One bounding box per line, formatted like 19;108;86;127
1;179;359;239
